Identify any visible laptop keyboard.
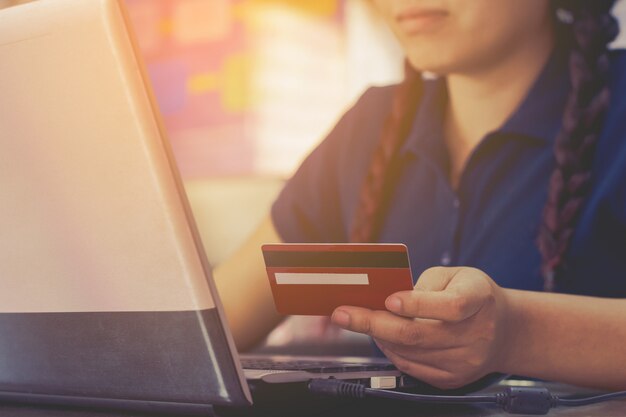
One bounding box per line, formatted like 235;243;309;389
241;358;397;373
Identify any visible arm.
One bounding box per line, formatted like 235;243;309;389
213;88;391;351
213;215;284;351
504;288;626;390
330;267;626;390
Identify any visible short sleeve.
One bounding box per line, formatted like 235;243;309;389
271;86;394;243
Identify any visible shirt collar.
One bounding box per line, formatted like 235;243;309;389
498;49;570;142
399;76;447;162
399;49;570;157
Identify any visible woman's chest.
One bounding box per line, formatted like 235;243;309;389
351;137;626;296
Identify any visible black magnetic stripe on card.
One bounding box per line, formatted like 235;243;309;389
263;250;409;268
0;309;248;407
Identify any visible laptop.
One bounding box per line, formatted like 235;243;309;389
0;0;402;412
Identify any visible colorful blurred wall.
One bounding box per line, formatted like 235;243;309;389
125;0;403;178
123;0;404;266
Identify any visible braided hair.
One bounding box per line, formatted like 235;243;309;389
350;1;620;292
349;61;423;243
539;0;619;291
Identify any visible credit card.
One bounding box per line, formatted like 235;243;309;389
262;243;414;316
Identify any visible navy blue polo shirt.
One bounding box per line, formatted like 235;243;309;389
271;49;626;297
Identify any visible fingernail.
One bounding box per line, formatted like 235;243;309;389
332;310;351;327
386;296;402;312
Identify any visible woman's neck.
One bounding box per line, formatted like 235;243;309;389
443;34;555;187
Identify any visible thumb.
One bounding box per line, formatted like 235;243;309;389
414;266;461;291
385;267;486;322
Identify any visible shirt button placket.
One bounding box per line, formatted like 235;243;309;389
441;196;460;267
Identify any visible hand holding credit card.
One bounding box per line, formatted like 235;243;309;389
262;243;414;315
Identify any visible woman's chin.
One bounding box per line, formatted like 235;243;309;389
404;50;458;75
406;59;450;77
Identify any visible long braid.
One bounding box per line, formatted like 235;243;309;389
350;62;424;243
538;0;619;291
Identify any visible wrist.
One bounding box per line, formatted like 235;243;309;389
493;287;524;374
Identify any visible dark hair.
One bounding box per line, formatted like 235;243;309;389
538;0;619;290
351;1;620;291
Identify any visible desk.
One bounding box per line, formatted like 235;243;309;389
1;381;624;417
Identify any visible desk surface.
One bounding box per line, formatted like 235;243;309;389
1;381;625;417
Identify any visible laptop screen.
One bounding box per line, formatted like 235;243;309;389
0;0;251;407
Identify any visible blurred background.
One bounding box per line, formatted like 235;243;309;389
1;0;626;353
118;0;406;267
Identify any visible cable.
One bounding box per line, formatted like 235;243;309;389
555;391;626;407
308;379;626;415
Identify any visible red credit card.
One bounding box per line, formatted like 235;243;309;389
262;243;414;316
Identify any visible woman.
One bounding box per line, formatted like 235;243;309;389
215;0;626;390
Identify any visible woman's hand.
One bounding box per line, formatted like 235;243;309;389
330;266;512;390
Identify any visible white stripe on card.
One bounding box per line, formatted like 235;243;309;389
274;273;369;285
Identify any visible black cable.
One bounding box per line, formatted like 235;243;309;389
308;379;626;415
555;391;626;406
363;389;497;404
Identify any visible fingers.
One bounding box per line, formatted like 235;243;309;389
375;340;482;390
374;338;455;366
331;267;501;391
385;267;493;322
330;306;461;349
375;342;465;390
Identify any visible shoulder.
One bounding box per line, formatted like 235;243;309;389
603;49;626;135
283;84;397;179
609;48;626;68
304;84;396;168
351;85;396;115
593;49;626;216
600;49;626;132
270;85;396;242
334;85;395;144
608;49;626;103
330;85;397;173
339;84;395;147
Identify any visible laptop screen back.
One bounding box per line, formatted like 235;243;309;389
0;0;250;407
